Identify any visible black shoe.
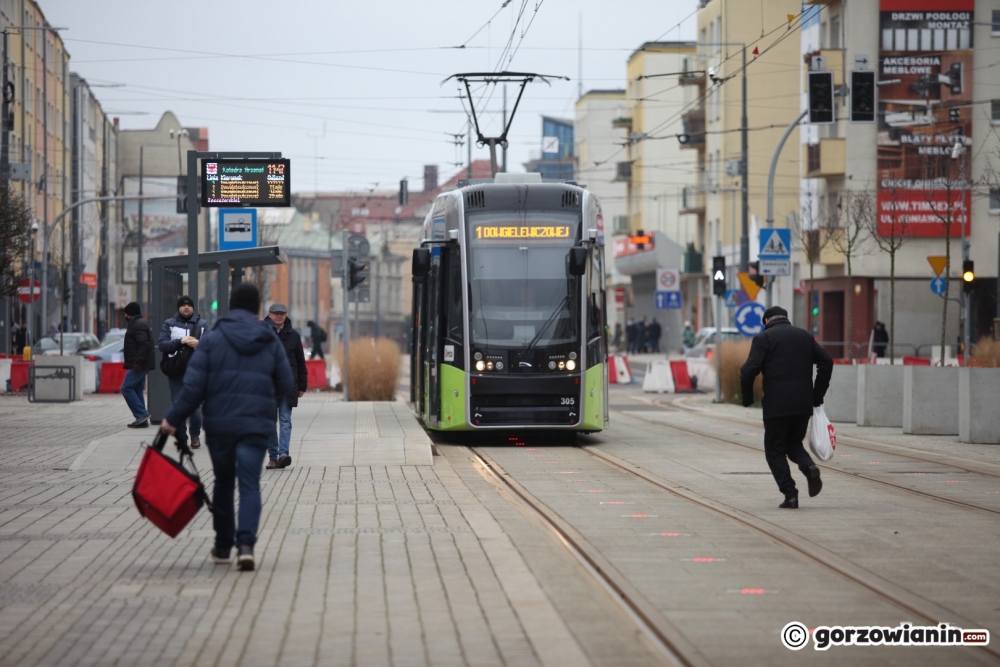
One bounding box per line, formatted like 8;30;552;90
190;436;201;449
778;496;799;509
277;455;292;469
806;466;823;498
210;547;231;564
237;545;254;571
127;416;150;428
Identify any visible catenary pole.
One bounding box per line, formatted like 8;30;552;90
765;109;808;308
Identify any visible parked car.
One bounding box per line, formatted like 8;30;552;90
32;333;101;357
100;328;127;346
683;327;744;358
81;339;125;391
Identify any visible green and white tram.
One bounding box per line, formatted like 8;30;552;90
410;174;609;433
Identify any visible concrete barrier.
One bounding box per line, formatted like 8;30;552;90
81;360;97;394
0;359;10;389
35;356;85;400
857;365;903;427
824;365;857;423
959;368;1000;444
903;366;958;435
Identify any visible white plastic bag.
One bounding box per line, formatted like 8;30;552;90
808;405;836;461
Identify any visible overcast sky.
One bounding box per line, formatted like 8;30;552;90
45;1;696;193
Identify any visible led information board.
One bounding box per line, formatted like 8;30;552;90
201;158;291;207
472;224;572;241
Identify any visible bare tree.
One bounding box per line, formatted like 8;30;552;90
858;187;911;360
824;190;870;360
0;181;34;299
789;191;835;345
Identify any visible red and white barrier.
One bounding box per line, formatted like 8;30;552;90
608;353;632;384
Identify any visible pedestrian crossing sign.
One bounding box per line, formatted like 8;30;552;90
759;228;791;259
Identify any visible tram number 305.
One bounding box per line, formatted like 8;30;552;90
560;397;576;406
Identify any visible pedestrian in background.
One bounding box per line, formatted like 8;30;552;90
648;318;662;353
161;284;293;571
682;321;695;352
121;302;154;428
306;319;326;360
625;318;636;354
638;316;648;353
613;322;623;351
264;303;307;470
157;295;208;448
740;306;833;509
871;321;889;359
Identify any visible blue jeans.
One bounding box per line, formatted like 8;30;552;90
205;433;268;550
167;375;203;439
120;369;149;419
267;396;292;460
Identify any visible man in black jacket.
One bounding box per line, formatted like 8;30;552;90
121;302;155;428
157;295;209;448
740;306;833;508
265;303;308;469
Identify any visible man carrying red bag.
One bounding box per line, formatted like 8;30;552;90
161;284;293;571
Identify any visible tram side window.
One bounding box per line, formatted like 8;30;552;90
445;249;464;344
587;250;602;341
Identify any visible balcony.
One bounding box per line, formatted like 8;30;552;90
680;108;705;148
804;138;845;178
684;244;703;274
611;116;633;130
680;56;706;87
680;186;704;214
614;161;633;182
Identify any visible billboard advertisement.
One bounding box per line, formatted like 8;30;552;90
876;1;972;237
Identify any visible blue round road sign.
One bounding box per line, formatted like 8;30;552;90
735;302;766;337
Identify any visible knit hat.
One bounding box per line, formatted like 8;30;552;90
229;283;261;314
177;295;194;309
762;306;788;322
124;302;141;317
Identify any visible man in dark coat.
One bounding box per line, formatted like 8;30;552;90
306;320;326;360
263;303;307;469
740;306;833;508
161;284;293;571
121;302;155;428
625;318;636;354
871;321;889;358
648;318;662;353
157;295;209;448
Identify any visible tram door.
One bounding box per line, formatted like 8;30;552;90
423;249;443;426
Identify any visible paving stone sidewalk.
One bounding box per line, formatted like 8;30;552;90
0;393;592;667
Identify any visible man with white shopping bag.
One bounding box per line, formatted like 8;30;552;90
740;306;833;508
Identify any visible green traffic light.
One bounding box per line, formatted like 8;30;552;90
812;307;819;316
212;300;218;311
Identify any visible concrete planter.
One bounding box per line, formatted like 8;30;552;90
824;365;857;423
959;368;1000;444
903;366;958;435
857;365;903;427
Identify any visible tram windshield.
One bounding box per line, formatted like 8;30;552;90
467;211;581;350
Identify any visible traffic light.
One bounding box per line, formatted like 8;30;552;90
399;178;409;206
808;71;835;124
348;258;370;290
629;229;651;250
748;261;765;287
811;292;820;317
962;260;974;293
712;255;726;296
850;70;876;123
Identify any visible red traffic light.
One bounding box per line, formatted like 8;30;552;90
629;234;651;246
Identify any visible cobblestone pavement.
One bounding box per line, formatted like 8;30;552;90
0;393;657;667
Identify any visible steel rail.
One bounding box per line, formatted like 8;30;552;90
579;444;1000;662
466;446;706;667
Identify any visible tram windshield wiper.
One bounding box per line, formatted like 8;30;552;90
523;294;570;353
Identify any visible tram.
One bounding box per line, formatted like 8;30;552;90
410;173;609;433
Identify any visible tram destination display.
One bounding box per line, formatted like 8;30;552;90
201;158;291;207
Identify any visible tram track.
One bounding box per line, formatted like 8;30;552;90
611;404;1000;519
469;439;1000;664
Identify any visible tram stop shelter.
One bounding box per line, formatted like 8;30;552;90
147;246;286;422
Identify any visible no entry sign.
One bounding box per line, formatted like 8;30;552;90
17;278;40;303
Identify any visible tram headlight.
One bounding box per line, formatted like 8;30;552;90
566;359;576;371
568;351;577;360
496;361;504;370
558;361;566;370
548;361;556;370
487;361;494;370
475;360;486;371
474;352;483;361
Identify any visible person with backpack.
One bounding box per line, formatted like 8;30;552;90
161;284;293;571
306;319;326;360
158;295;209;448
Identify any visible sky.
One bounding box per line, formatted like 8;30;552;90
44;0;697;194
